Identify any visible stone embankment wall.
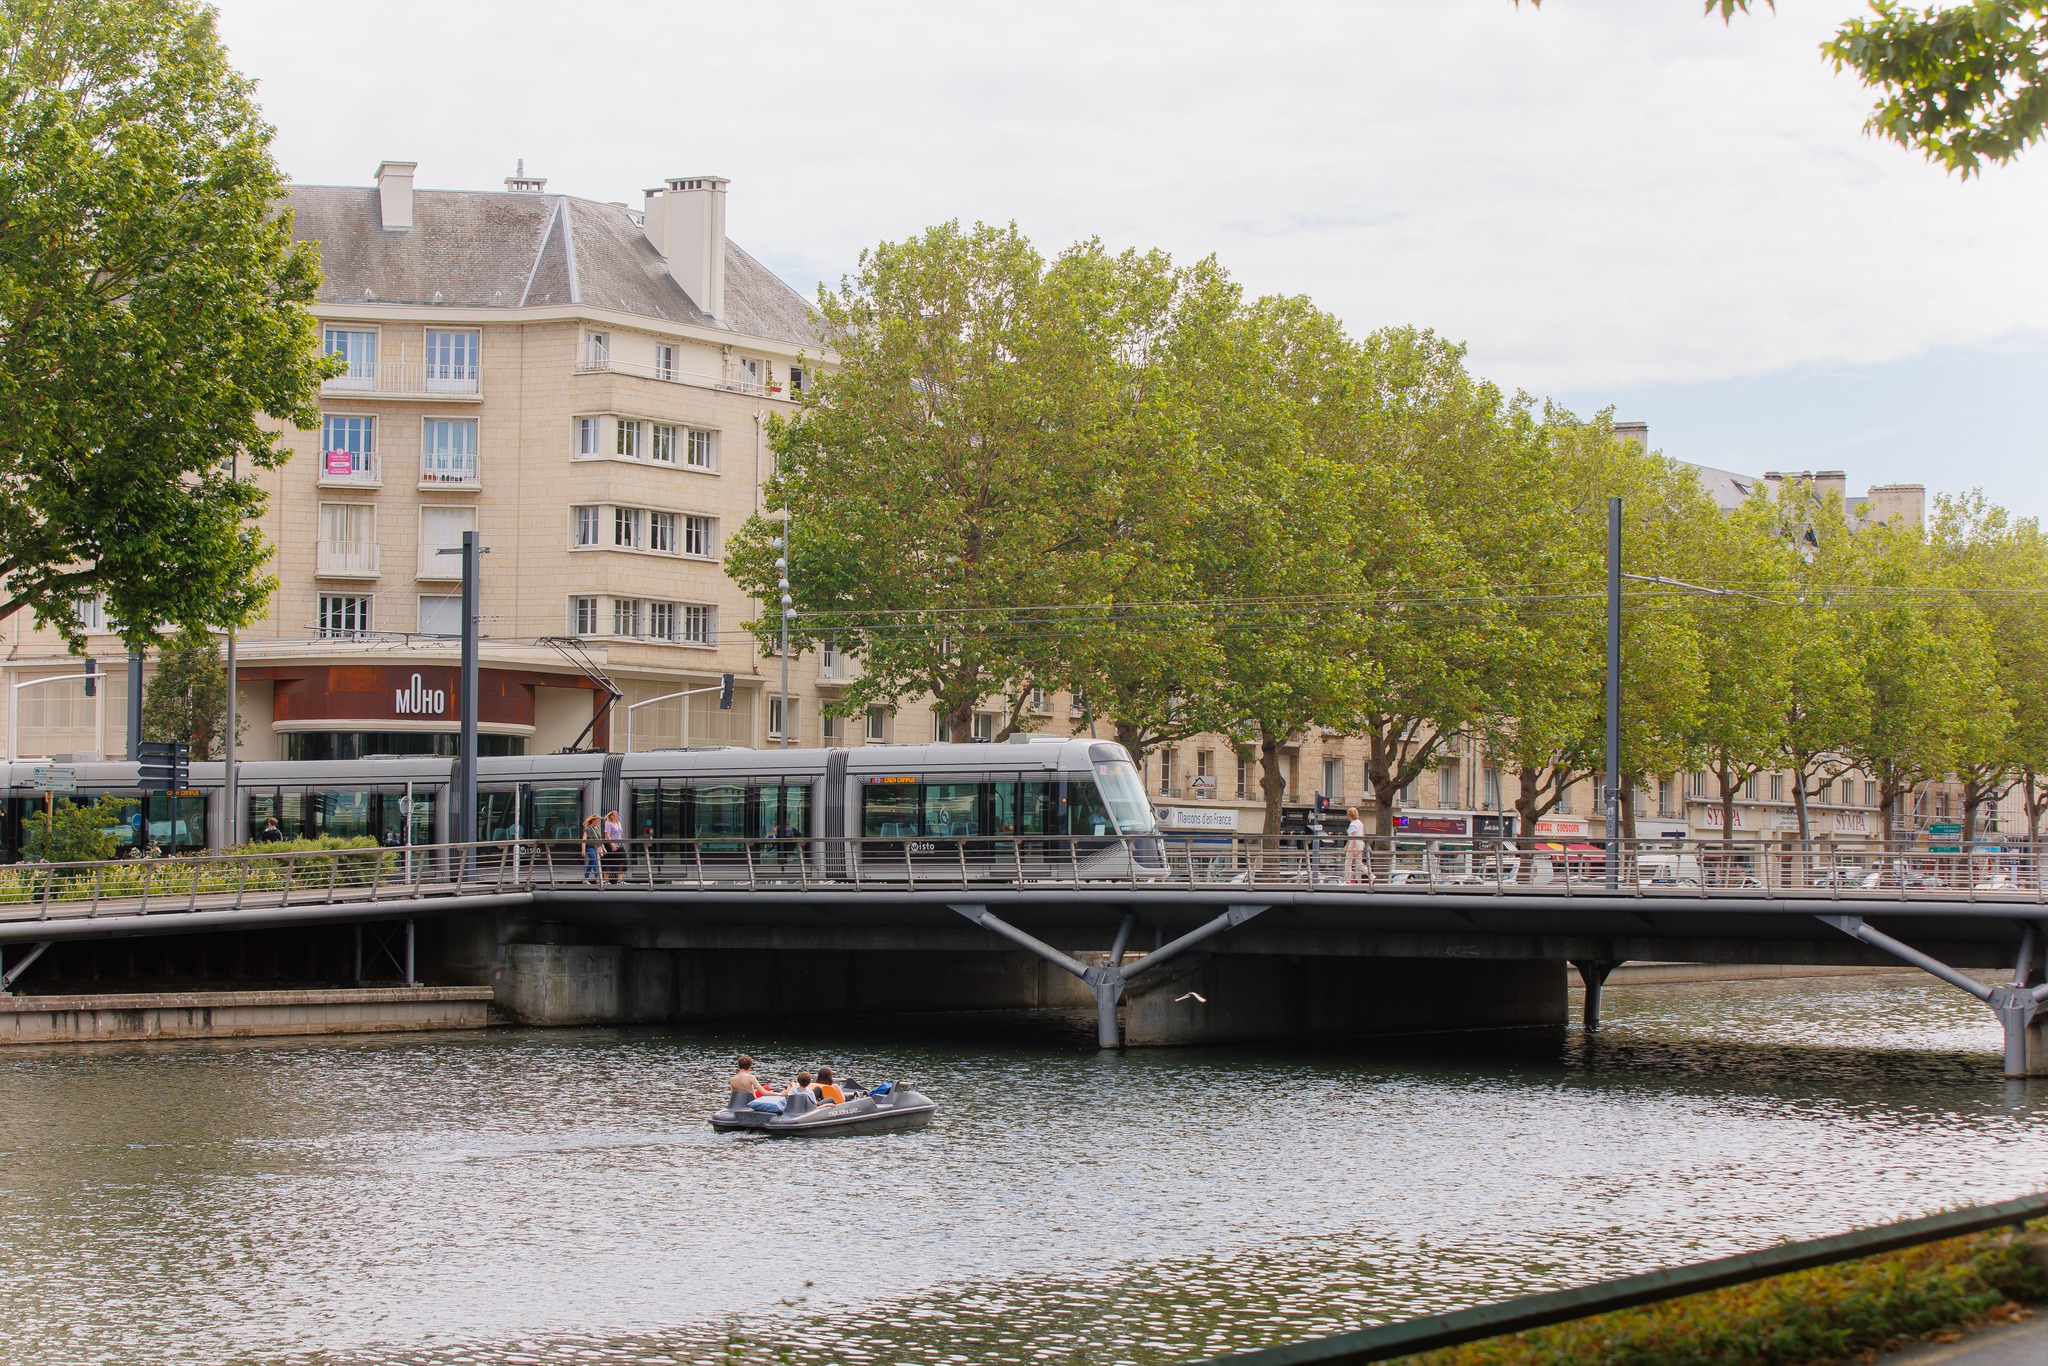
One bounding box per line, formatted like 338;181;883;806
0;986;496;1046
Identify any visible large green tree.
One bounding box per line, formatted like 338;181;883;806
0;0;329;649
141;626;241;759
728;223;1178;741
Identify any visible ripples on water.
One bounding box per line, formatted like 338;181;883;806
0;973;2042;1366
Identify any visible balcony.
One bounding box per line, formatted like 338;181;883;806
317;449;380;488
322;361;482;401
574;356;792;398
315;540;381;578
418;461;479;491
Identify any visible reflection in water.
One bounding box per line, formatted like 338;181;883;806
0;974;2040;1365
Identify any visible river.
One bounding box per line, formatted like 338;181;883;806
1;973;2042;1366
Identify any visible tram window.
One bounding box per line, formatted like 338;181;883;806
752;785;810;838
1067;780;1114;838
694;785;745;840
145;793;207;851
923;784;978;837
476;790;521;841
280;791;308;839
314;790;376;841
376;791;434;847
246;791;279;843
862;786;919;839
530;787;584;842
632;785;686;841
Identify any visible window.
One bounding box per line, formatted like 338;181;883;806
1686;771;1708;799
649;511;678;553
685;429;716;470
322;416;376;477
655;344;676;381
651;424;677;464
323;328;376;386
1322;757;1343;802
933;709;949;742
1742;774;1758;801
1658;778;1676;818
679;604;713;644
1816;779;1832;804
585;332;610;366
1483;766;1502;811
1160;748;1176;795
1029;686;1049;713
822;710;842;742
571;596;599;636
418;595;461;637
1235;756;1252;801
1769;773;1785;802
573;506;601;548
1558;787;1572;815
614;506;643;549
424;329;479;390
319;503;376;574
421;418;478;483
1399;774;1419;807
69;594;104;633
419;506;475;574
768;696;789;739
865;706;890;742
616;418;643;459
576;417;603;457
647;600;677;641
613;598;642;636
972;712;996;742
1196;749;1213;779
789;365;807;394
318;595;371;638
736;356;761;388
1865;780;1878;808
1438;758;1459;808
682;514;714;557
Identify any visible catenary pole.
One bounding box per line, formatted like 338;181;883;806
459;530;480;861
776;524;791;750
1606;496;1622;891
126;651;143;761
224;451;238;847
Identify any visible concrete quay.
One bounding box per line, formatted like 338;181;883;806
0;985;497;1046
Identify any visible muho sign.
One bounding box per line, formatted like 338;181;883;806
394;673;448;717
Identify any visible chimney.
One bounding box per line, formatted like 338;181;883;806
503;158;547;194
1612;421;1649;449
644;175;729;319
375;160;417;230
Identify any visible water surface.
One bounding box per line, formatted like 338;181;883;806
0;972;2041;1365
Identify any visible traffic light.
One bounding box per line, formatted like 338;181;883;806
82;657;96;698
136;740;189;793
717;673;735;710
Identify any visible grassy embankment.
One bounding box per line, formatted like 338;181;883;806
1400;1225;2047;1366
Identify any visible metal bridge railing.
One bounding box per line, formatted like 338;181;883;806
3;833;2046;925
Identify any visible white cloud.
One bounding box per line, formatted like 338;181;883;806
213;0;2048;398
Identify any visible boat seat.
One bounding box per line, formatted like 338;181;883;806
727;1089;754;1112
782;1089;816;1117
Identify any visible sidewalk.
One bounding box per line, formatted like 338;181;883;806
1880;1314;2048;1364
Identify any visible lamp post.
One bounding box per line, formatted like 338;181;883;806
624;676;735;753
1606;496;1622;891
772;530;792;749
8;672;105;763
436;533;486;859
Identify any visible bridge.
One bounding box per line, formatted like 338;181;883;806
3;836;2045;1072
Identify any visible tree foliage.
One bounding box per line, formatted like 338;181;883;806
0;0;331;650
141;626;240;760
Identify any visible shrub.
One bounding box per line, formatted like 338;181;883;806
20;795;137;864
1403;1225;2048;1366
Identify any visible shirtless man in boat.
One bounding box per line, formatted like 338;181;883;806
728;1056;771;1097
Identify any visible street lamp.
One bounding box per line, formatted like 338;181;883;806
624;674;735;752
8;670;105;763
771;531;792;750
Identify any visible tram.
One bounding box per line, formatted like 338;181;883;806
0;736;1167;879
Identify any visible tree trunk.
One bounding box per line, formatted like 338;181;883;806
1878;780;1896;848
1258;727;1287;837
1114;720;1144;765
1513;768;1543;885
1791;757;1812;843
1715;761;1737;849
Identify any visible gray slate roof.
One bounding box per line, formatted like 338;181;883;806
286;185;822;349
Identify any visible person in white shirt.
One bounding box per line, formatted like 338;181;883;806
1343;806;1367;883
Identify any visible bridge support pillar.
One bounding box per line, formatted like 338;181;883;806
1121;954;1567;1047
1571;959;1621;1031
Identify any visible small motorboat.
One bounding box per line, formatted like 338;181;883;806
709;1081;937;1137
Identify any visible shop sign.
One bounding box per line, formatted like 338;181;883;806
1395;814;1469;837
1534;818;1587;836
1156;806;1237;832
393;673;448;717
1832;811;1868;836
1700;806;1746;830
1187;775;1218;798
1770;809;1803;831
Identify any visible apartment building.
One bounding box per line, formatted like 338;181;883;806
0;161;841;764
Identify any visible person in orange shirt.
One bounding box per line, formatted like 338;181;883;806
812;1067;847;1104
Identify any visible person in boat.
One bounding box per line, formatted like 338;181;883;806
728;1056;770;1098
784;1070;814;1096
812;1067;846;1104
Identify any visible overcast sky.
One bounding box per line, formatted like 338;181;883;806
209;0;2048;516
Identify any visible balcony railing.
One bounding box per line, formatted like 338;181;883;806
315;541;381;578
317;450;379;485
418;461;478;489
322;361;482;400
574;356;792;398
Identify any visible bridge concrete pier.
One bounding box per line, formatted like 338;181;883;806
1121;953;1567;1047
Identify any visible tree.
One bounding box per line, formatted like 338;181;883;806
727;223;1178;741
1771;493;1873;846
142;626;240;759
23;794;133;863
0;0;330;650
